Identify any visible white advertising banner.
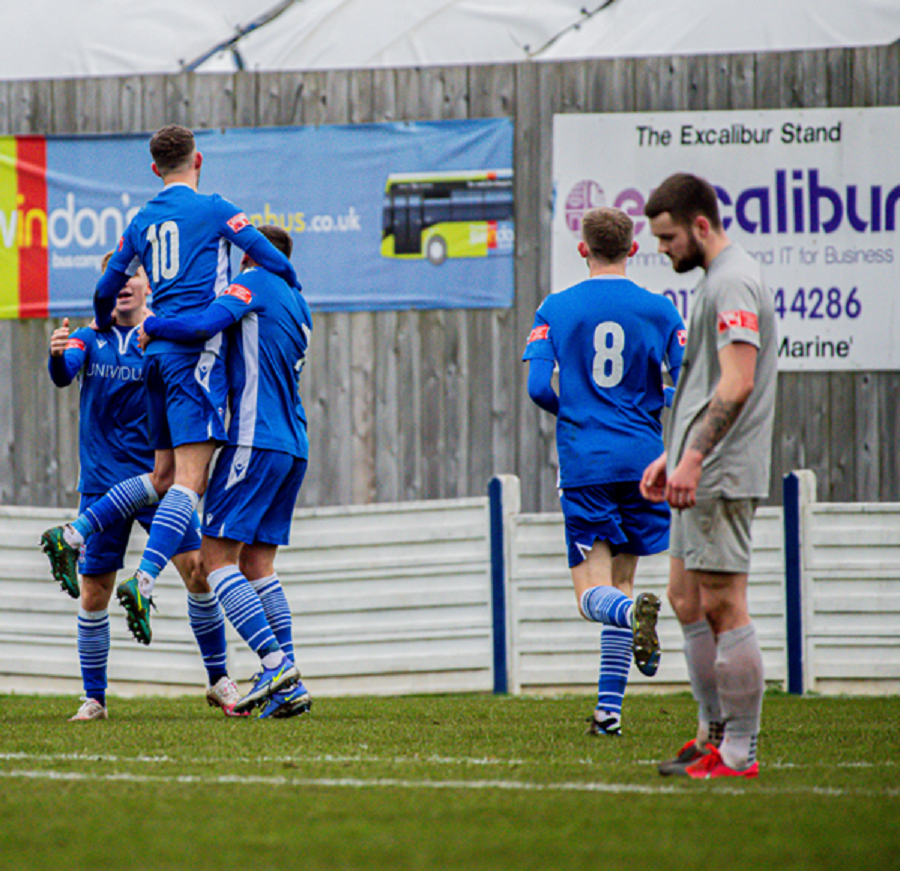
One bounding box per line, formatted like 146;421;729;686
552;108;900;371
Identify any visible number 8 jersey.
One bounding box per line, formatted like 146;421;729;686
523;275;686;489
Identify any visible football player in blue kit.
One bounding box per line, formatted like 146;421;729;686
523;207;686;736
42;126;301;702
43;254;244;720
140;224;313;717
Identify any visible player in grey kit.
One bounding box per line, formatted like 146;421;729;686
641;172;777;779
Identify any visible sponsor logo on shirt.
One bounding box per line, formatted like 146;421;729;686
66;338;86;351
85;362;142;381
527;324;550;343
677;329;687;346
717;309;759;333
227;212;251;233
224;283;253;304
116;236;124;252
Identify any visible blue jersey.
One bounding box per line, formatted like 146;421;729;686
523;276;686;489
48;325;153;493
105;184;298;357
214;268;312;459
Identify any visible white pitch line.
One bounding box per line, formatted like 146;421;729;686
2;751;894;773
1;768;898;798
0;751;524;767
0;768;681;794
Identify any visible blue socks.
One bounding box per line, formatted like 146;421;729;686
77;608;110;707
209;565;281;660
249;574;294;661
69;474;159;543
138;485;199;583
596;626;633;716
186;591;228;685
580;585;633;629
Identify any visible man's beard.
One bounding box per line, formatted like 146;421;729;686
672;232;705;273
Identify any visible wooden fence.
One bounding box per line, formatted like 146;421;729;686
1;45;899;513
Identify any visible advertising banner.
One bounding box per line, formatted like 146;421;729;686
552;108;900;371
0;118;514;318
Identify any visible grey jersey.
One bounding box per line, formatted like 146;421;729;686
666;242;777;499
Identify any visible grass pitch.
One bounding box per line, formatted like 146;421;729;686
1;690;898;870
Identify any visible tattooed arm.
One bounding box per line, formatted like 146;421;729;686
665;342;758;509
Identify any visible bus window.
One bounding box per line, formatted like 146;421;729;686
394;193;425;255
450;189;484;223
423;197;452;229
482;188;514;222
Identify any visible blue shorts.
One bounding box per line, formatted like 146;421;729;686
144;352;228;450
77;492;202;577
560;481;670;568
202;446;307;546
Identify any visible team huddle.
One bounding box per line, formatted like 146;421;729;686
39;124;776;778
42;124;313;720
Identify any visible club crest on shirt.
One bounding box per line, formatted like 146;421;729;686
227;212;251;233
677;329;687;346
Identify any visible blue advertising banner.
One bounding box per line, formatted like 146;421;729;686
26;118;514;317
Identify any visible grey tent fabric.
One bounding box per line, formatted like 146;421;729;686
2;0;899;81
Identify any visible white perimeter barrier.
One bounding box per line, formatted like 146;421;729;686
0;472;897;698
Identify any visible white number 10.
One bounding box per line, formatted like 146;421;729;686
146;221;180;282
592;321;625;388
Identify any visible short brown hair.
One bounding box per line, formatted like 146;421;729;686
644;172;722;229
259;223;293;258
149;124;196;175
581;207;633;262
101;250;114;272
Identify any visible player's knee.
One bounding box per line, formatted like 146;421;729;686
703;597;748;636
667;586;700;624
175;552;206;593
149;468;174;496
189;563;210;593
80;576;114;611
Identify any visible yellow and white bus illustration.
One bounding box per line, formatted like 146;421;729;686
381;169;514;265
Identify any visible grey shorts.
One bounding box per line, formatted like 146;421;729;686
669;497;758;573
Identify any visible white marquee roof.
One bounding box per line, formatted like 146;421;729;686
2;0;899;81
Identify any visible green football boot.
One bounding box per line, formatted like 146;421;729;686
116;576;156;645
40;526;80;599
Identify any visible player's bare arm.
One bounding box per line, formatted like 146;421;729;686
666;341;757;507
688;393;746;457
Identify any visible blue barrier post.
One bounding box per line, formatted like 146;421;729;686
488;477;508;694
783;472;804;695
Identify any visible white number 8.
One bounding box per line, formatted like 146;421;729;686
592;321;625;388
